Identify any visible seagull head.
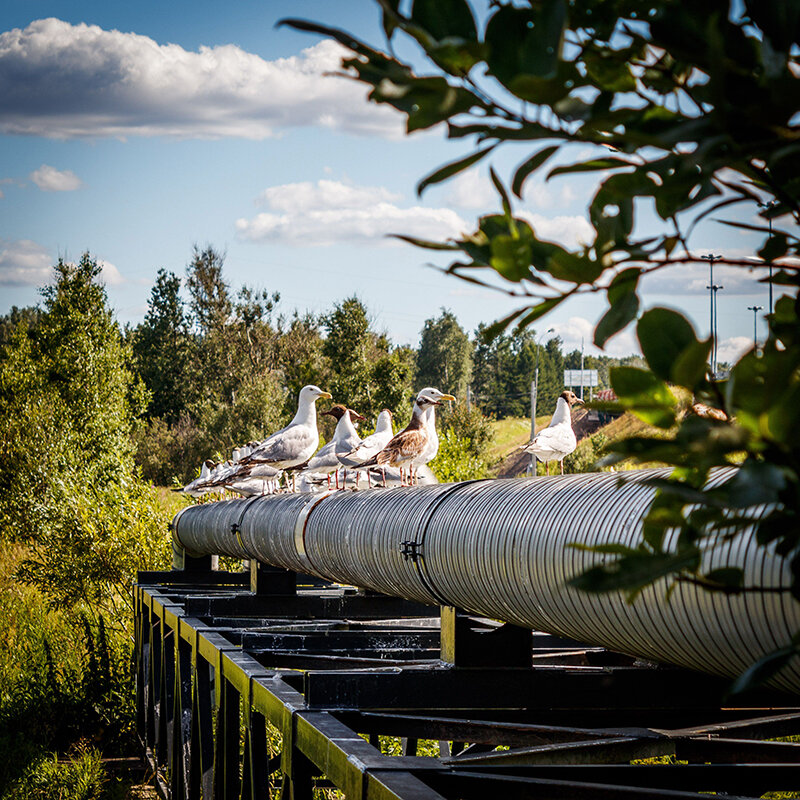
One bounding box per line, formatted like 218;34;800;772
416;387;456;407
560;390;584;406
300;384;333;403
321;404;347;420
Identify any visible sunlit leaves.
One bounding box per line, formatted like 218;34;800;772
594;268;640;348
610;366;676;428
637;308;711;389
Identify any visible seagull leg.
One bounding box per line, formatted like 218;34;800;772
560;460;564;476
381;468;387;488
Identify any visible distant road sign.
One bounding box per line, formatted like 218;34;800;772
563;369;598;387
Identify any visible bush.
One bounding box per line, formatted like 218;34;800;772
438;402;493;457
430;429;489;483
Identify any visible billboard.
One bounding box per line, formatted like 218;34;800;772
563;369;599;388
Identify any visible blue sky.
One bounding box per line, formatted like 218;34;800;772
0;0;787;362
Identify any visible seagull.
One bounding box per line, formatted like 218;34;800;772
338;408;394;487
411;387;455;481
358;389;453;485
521;389;583;475
180;459;216;496
237;384;332;471
303;405;365;488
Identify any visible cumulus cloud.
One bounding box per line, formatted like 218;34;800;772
0;19;402;139
445;168;577;212
517;211;594;249
0;240;123;287
641;260;769;295
717;336;753;365
237;179;468;246
0;238;52;285
98;259;124;286
551;315;638;357
30;164;82;191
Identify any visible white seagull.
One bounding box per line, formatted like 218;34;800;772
303;405;365;488
521;390;583;475
338;408;394;487
411;387;455;480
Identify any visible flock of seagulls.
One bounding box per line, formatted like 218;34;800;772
183;383;585;498
182;385;455;498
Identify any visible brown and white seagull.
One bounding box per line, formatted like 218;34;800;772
359;389;454;486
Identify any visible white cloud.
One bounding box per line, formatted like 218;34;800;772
0;19;402;140
444;167;576;212
30;164;82;191
551;315;638;357
98;259;124;286
641;260;769;296
237;179;468;246
0;238;52;285
517;211;594;249
717;336;752;365
444;169;497;210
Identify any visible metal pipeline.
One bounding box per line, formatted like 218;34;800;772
171;469;800;694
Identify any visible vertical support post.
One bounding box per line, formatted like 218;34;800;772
163;625;177;781
172;635;193;800
191;656;215;799
213;671;241;799
251;561;297;596
241;709;270;800
440;606;532;667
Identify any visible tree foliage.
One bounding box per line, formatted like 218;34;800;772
416;309;472;397
283;0;800;687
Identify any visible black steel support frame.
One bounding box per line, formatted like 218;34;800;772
135;561;800;800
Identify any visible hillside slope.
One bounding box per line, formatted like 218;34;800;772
488;410;655;478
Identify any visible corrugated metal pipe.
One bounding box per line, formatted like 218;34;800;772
171;468;800;694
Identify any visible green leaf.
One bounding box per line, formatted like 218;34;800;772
568;548;702;596
411;0;477;43
490;167;514;221
512;145;560;198
548;157;637;180
417;146;495;195
728;641;800;696
703;567;744;590
637;308;704;384
595;292;639;348
481;307;530;341
391;235;460;251
511;296;567;333
485;2;567;86
490;235;532;282
595;268;641;348
611;366;676;428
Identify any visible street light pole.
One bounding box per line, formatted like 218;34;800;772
760;200;778;316
747;305;763;352
530;327;554;475
701;254;722;375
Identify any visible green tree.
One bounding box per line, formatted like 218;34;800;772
416;309;472;398
0;254;167;617
285;0;800;687
321;296;378;413
133;268;194;422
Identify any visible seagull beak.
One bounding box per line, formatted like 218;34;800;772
318;391;333;400
441;394;456;402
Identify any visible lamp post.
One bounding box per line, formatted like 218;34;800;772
701;254;723;375
747;305;763;352
530;327;554;475
760;200;778;315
